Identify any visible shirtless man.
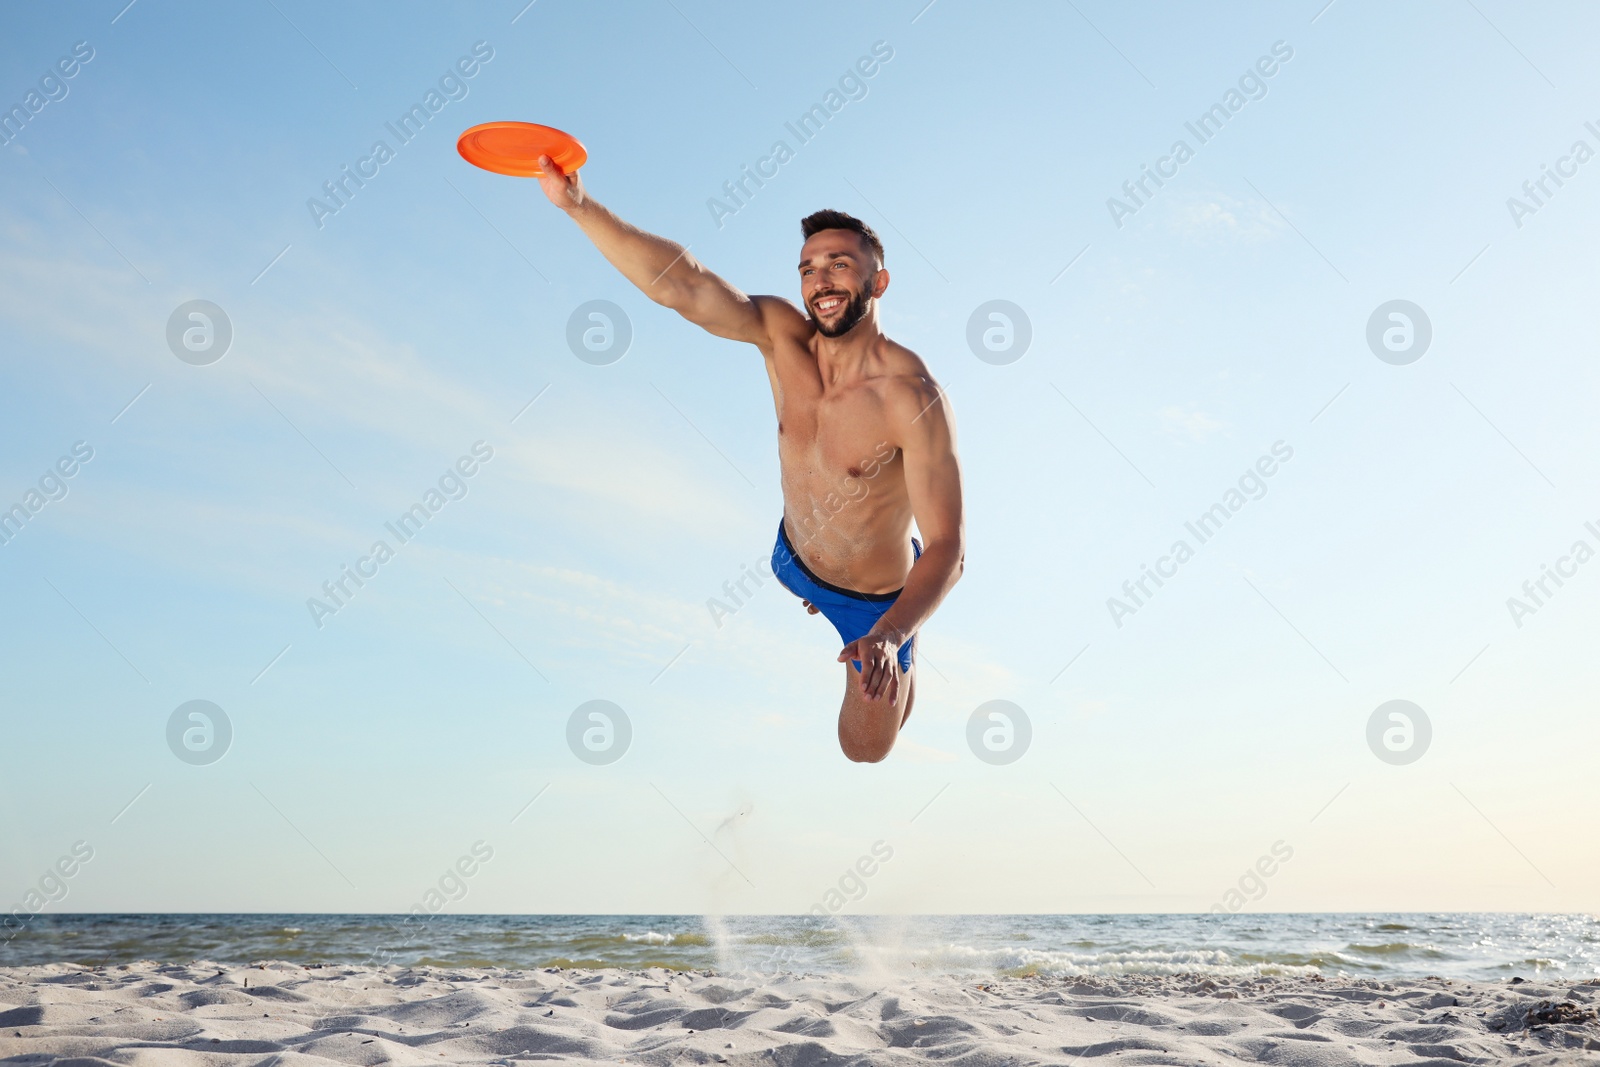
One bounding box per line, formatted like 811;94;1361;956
537;156;964;763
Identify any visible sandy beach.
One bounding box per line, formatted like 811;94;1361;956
3;960;1597;1066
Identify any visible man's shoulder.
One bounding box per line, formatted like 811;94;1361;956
875;366;947;435
873;340;941;409
749;295;812;340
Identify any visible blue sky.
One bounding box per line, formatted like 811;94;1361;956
1;0;1597;919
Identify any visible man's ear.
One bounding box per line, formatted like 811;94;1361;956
871;267;890;298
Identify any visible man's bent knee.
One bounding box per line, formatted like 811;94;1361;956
840;736;893;763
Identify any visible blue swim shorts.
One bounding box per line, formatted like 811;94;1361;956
771;518;921;675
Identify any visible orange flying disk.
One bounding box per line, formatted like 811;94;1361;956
457;122;587;177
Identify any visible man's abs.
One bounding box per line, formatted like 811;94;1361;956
778;437;915;596
762;308;924;595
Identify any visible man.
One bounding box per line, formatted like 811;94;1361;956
537;155;963;763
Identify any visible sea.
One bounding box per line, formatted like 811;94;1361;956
2;914;1595;983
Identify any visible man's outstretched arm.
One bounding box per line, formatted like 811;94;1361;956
838;380;965;702
537;154;772;347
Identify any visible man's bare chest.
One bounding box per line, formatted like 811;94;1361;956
774;380;894;481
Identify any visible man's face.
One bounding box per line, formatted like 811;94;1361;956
798;230;882;338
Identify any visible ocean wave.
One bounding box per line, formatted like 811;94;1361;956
737;928;848;949
786;941;1327;980
620;932;708;947
1344;942;1446;958
8;914;1596;982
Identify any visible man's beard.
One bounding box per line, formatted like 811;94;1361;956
808;282;873;338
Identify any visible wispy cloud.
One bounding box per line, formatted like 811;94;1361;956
1165;192;1285;243
0;238;757;546
1159;405;1227;442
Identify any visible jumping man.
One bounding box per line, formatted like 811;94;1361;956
538;156;964;763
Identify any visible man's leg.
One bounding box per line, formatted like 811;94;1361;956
901;664;916;728
837;659;915;763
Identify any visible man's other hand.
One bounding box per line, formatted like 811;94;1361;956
839;632;902;703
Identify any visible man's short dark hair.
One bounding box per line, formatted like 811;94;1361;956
800;209;884;267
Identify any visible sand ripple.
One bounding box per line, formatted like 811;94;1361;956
2;961;1597;1065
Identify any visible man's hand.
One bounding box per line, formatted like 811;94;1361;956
536;153;585;213
838;631;903;703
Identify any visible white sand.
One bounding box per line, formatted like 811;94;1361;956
2;961;1597;1065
